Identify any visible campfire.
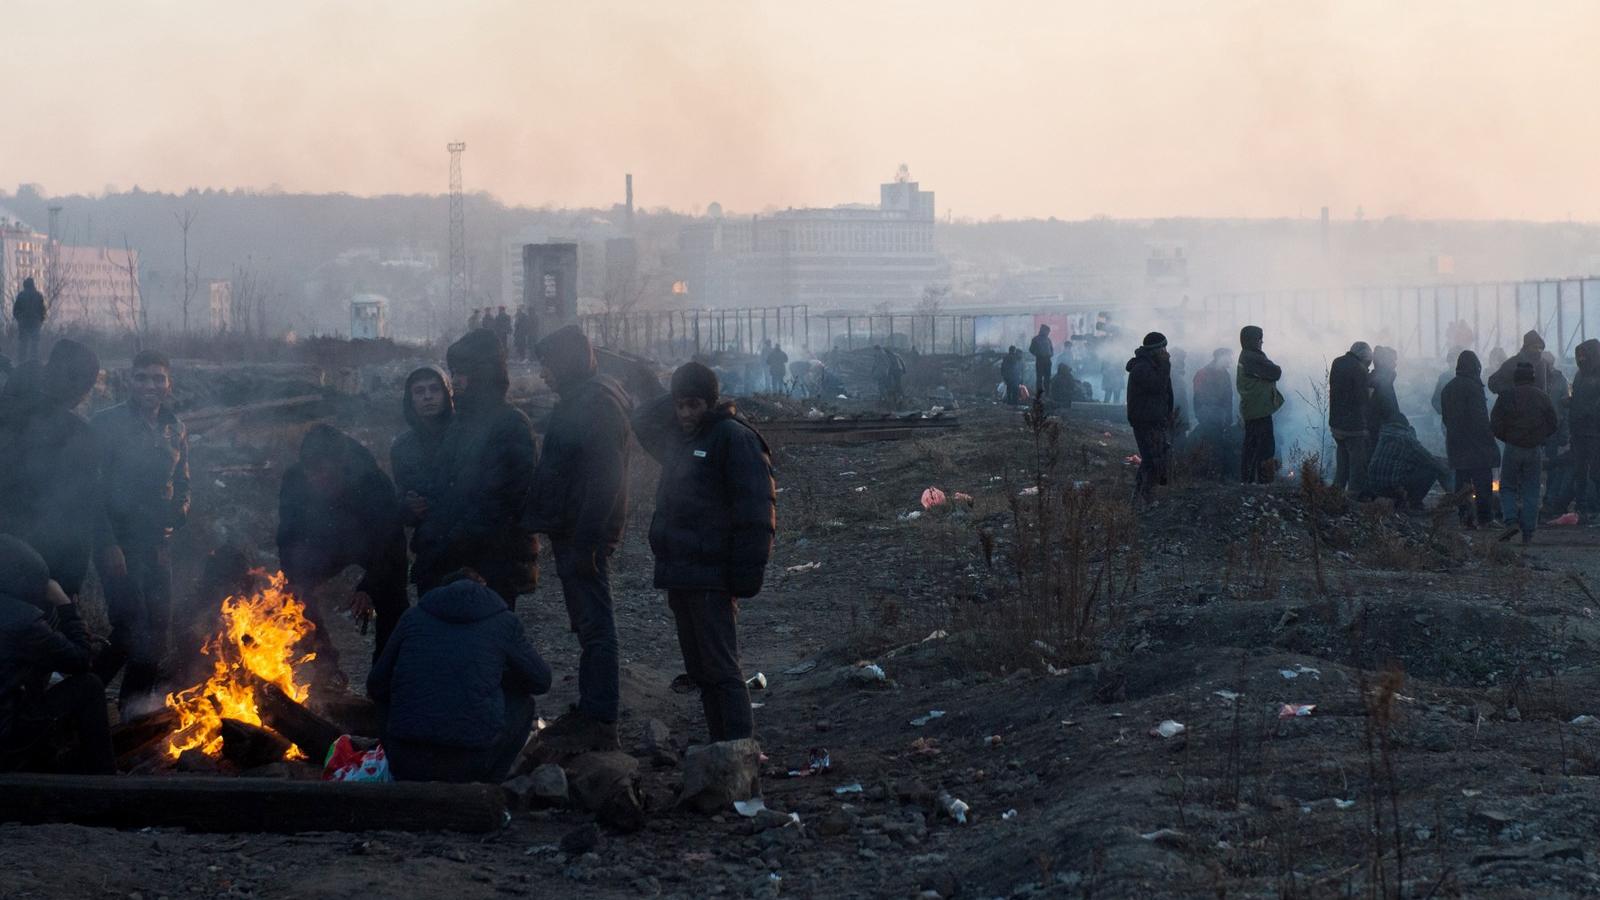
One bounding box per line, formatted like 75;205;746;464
163;571;318;761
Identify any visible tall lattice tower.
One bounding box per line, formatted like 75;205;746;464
447;141;468;326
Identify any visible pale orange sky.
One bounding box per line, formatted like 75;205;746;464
5;0;1599;220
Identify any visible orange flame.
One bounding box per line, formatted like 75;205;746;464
164;571;317;760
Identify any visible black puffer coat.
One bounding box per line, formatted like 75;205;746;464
634;396;776;597
523;374;632;556
1439;352;1500;470
1328;351;1369;434
1366;368;1401;441
366;580;551;750
1125;347;1173;427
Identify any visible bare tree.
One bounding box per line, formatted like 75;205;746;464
174;210;198;335
596;257;662;349
111;235;143;337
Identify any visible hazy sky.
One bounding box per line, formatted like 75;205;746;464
7;1;1600;220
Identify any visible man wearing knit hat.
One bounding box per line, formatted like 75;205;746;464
1125;332;1174;502
1236;325;1284;483
1492;360;1559;543
634;362;775;743
524;325;633;752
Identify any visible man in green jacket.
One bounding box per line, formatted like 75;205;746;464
1236;325;1284;484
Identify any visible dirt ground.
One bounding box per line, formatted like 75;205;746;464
7;358;1600;899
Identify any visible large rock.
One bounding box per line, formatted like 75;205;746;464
637;718;676;766
565;751;644;832
502;763;569;809
678;738;762;814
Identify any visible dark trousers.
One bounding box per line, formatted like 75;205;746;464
288;558;410;670
554;541;619;723
1241;417;1276;483
386;692;537;783
94;541;172;709
1003;381;1020;405
1333;434;1371;496
1132;423;1171;500
1455;468;1495;525
1557;435;1600;516
668;589;752;742
1;673;115;775
1035;363;1050;398
1501;445;1542;536
15;324;40;363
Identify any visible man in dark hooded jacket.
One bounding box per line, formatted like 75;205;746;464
1192;348;1237;480
1000;347;1024;405
1439;350;1499;527
1236;326;1283;483
1029;325;1054;399
523;325;632;752
1168;348;1191;449
1365;346;1401;448
277;425;409;672
0;535;114;774
11;277;45;363
1488;331;1549;396
391;364;453;586
415;329;539;606
368;574;551;783
0;339;109;599
1126;332;1174;502
1328;342;1373;496
512;307;532;361
1491;362;1559;543
1559;338;1600;520
91;349;190;710
633;362;775;743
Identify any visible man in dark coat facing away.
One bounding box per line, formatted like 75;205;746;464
277;425;409;677
1491;362;1559;544
368;574;551;783
1236;326;1284;483
1029;325;1054;399
91;350;191;711
633;362;775;743
1328;342;1373;497
1000;347;1024;405
0;536;114;774
1192;347;1238;481
512;307;532;361
414;328;539;606
1125;332;1175;502
1557;338;1600;520
1487;330;1549;395
523;325;633;753
11;277;45;363
1439;350;1500;527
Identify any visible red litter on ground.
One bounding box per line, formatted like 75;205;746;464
1278;704;1316;718
920;487;947;510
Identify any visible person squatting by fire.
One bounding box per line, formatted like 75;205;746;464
0;326;776;787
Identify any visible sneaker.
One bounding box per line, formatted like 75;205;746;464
536;710;620;754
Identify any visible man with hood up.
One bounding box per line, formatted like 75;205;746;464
0;339;109;599
1125;332;1175;502
1329;342;1374;497
1236;325;1283;483
0;535;114;774
1365;346;1401;449
277;425;409;674
417;328;538;607
1192;347;1238;481
1491;362;1559;544
523;325;633;753
1000;347;1024;405
367;572;551;783
1439;350;1500;527
1539;350;1574;517
1028;325;1054;399
91;349;191;711
391;365;453;584
1558;338;1600;521
11;277;45;363
633;362;775;743
1488;331;1549;395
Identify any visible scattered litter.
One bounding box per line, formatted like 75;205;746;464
785;748;831;778
851;663;886;684
834;783;863;795
1071;480;1091;489
909;710;946;727
937;792;969;824
920;487;948;509
1279;669;1299;680
734;798;767;817
1547;511;1581;526
853;486;868;492
750;702;764;709
1060;720;1079;727
783;660;817;676
1017;486;1040;497
1278;704;1316;718
1140;828;1185;842
1108;712;1125;719
984;734;1003;747
838;471;857;476
909;737;941;756
746;672;767;690
1295;665;1322;678
1045;663;1070;676
1571;715;1599;726
1124;454;1142;466
1334;799;1357;809
1002;809;1018;820
1213;690;1240;703
806;408;826;420
1461;789;1482;797
952;491;973;503
1149;720;1187;739
922;629;949;642
784;562;822;573
898;511;923;521
213;479;227;489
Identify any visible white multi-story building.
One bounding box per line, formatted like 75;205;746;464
0;210;141;331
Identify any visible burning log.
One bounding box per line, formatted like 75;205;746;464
220;718;294;769
111;708;180;758
0;774;509;833
252;678;345;761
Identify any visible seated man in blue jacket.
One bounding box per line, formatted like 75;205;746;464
367;572;551;783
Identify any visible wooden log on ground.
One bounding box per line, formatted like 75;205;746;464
220;718;293;769
254;680;344;761
110;708;179;758
0;774;508;833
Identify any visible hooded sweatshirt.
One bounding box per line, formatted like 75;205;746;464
390;365;454;527
1125;345;1174;427
366;580;551;749
1439;351;1500;470
1569;339;1600;440
1487;331;1549;395
1235;327;1283;422
1491;367;1559;449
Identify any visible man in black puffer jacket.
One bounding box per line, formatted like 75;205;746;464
367;575;551;783
1439;350;1499;527
1328;342;1373;496
634;362;775;743
415;329;539;607
523;325;632;752
1125;332;1174;503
